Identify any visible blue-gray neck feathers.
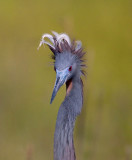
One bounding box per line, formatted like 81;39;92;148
38;31;85;160
54;78;83;160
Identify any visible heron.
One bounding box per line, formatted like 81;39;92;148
38;31;86;160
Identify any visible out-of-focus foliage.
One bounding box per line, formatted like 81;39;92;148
0;0;132;160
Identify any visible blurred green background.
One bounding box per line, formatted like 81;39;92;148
0;0;132;160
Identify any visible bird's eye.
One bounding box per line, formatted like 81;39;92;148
68;66;72;72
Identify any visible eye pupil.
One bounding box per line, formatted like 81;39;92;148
69;66;72;71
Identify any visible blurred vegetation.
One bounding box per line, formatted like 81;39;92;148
0;0;132;160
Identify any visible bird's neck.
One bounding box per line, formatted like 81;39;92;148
54;77;83;160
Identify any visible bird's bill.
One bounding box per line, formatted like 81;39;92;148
50;69;69;104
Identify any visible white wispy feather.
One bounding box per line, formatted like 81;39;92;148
75;41;82;51
38;31;81;52
37;33;55;50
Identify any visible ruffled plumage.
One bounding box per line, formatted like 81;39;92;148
38;31;86;75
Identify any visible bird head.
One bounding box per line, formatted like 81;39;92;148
38;31;85;104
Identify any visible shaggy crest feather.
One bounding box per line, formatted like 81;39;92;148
38;31;86;75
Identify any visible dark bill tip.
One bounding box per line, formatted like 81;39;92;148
50;88;56;104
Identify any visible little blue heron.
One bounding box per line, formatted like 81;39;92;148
38;31;86;160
